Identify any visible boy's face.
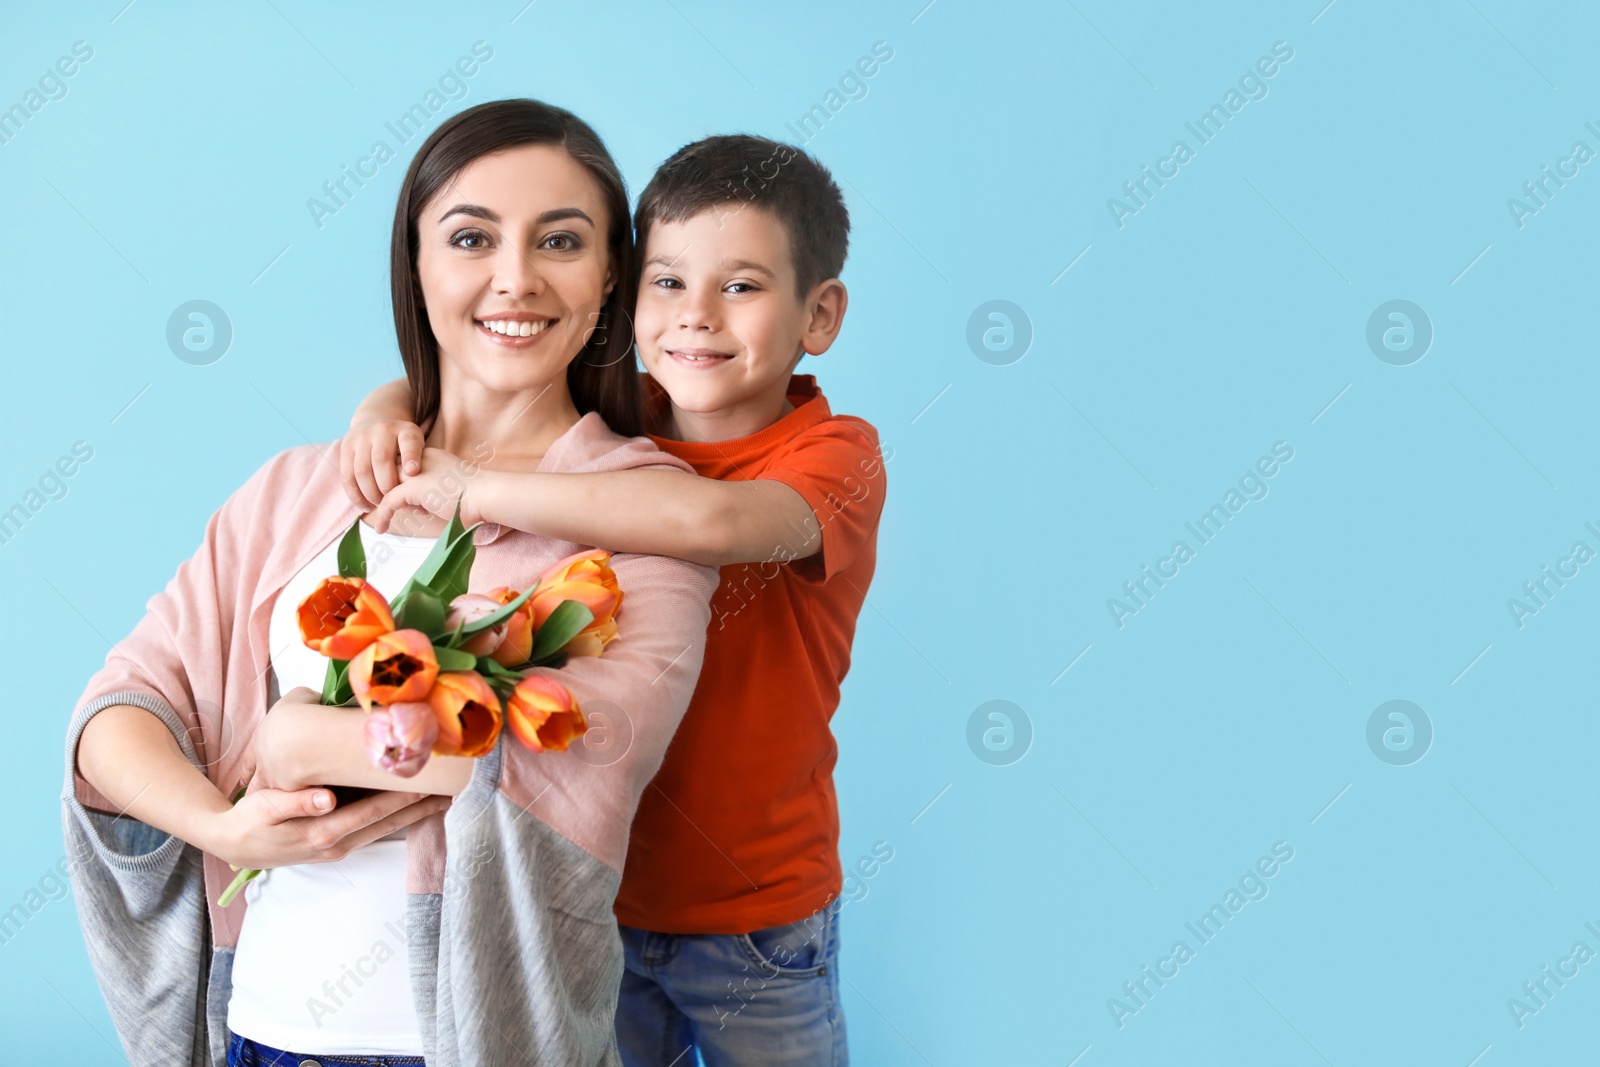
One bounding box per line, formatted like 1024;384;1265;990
634;207;815;422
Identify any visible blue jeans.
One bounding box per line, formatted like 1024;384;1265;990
616;906;848;1067
226;1030;426;1065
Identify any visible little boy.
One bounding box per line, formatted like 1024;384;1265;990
344;135;886;1066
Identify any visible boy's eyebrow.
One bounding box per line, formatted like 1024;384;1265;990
642;253;777;278
436;204;596;227
718;259;777;278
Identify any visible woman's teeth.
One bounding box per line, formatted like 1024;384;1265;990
479;319;551;337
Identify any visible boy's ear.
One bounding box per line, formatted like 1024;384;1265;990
800;279;848;357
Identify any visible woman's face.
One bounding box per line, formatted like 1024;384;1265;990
415;144;613;398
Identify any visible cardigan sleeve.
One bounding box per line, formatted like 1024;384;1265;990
61;450;286;1066
492;546;718;869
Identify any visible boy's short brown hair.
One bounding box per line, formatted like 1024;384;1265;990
634;135;850;295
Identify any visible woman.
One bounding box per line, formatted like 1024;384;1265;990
65;99;717;1066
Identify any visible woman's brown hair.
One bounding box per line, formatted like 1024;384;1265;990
390;98;643;436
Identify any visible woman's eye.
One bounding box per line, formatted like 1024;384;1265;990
449;229;489;250
542;233;581;252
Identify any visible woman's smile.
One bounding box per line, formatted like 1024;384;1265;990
474;312;558;347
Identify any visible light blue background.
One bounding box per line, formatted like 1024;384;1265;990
2;1;1595;1063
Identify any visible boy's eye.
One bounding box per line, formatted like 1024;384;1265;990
724;281;759;294
449;229;490;250
652;276;684;290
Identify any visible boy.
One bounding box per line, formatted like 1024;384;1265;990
345;135;886;1066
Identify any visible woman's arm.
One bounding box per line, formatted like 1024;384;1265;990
77;703;451;869
252;688;476;796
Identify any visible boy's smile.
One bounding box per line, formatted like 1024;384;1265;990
635;206;846;442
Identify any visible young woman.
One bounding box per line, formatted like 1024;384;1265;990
65;99;717;1066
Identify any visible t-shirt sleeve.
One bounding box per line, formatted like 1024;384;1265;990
761;416;887;584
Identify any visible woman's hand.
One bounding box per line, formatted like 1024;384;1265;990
206;785;449;870
340;416;426;512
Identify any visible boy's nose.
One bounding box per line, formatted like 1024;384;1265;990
678;293;719;331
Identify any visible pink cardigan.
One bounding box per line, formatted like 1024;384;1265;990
70;413;717;952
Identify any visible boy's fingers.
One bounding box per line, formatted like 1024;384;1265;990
398;426;425;476
373;440;401;496
351;455;384;512
337;441;367;508
367;490;400;533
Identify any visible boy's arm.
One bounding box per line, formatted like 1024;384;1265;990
340;377;426;510
369;456;820;568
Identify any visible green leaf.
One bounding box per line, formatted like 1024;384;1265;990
389;501;472;604
458;584;538;640
320;658;343;704
433;645;477;672
329;661;355;706
530;600;594;662
477;657;525;682
440;618;468;649
428;530;478;602
525;650;571;671
336;517;366;580
394;586;446;636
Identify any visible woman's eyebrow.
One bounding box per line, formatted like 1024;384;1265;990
436;204;595;227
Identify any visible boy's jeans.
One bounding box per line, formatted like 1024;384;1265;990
616;905;847;1067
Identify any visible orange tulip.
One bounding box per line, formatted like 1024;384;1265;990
349;629;439;712
481;586;537;667
529;550;622;654
561;617;618;659
297;577;395;660
428;671;503;758
506;674;587;753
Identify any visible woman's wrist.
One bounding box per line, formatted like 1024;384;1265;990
187;797;239;860
254;701;313;792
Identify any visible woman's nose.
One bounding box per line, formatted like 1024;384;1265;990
493;246;546;298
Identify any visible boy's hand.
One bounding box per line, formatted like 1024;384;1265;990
368;447;488;533
340;417;427;511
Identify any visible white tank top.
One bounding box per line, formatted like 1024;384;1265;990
227;522;435;1054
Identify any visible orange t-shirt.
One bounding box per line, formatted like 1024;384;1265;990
613;374;887;933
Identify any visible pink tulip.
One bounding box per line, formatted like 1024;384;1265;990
445;593;510;658
364;700;439;777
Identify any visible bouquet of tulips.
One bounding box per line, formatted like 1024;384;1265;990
219;507;621;906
